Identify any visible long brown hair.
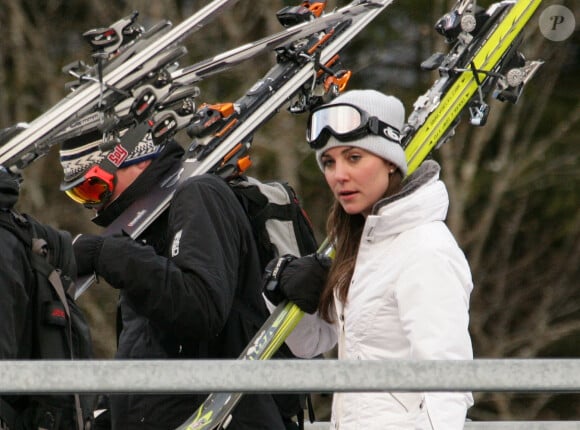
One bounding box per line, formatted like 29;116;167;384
318;168;403;323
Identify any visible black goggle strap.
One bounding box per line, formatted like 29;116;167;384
366;116;402;145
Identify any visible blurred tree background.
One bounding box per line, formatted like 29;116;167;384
1;0;578;422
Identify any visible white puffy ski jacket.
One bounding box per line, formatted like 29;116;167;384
282;160;474;429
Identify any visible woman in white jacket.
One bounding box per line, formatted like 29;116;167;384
263;89;474;429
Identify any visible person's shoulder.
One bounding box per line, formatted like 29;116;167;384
179;173;230;192
393;221;458;259
174;174;240;211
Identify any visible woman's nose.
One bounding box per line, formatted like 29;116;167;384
333;160;349;181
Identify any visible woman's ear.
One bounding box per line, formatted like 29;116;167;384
385;160;397;173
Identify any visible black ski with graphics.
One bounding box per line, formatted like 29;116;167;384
176;1;545;429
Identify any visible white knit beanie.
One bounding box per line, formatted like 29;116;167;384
59;131;162;185
314;89;407;176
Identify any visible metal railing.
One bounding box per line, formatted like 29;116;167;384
1;359;579;428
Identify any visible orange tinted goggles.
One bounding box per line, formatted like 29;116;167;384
64;166;115;207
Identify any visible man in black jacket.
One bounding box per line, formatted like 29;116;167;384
0;165;93;430
59;134;291;429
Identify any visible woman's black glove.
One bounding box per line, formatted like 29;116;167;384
72;234;105;276
263;253;331;314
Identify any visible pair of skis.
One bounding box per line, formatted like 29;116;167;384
177;0;544;429
53;1;383;150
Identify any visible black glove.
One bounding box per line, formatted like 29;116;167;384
73;234;105;277
263;253;331;314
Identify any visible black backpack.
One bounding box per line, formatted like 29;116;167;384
0;209;95;430
229;176;318;271
229;176;318;429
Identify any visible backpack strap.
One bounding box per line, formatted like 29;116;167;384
27;225;85;430
29;236;74;358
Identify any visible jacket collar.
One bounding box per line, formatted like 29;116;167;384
363;160;448;242
372;160;441;213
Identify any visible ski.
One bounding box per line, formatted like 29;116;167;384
176;1;544;428
72;0;395;299
0;0;238;170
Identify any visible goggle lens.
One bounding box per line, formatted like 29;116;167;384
307;104;364;149
64;166;114;207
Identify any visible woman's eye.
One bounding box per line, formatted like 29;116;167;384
321;159;334;168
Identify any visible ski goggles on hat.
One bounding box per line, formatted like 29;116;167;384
62;165;115;208
306;103;401;150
